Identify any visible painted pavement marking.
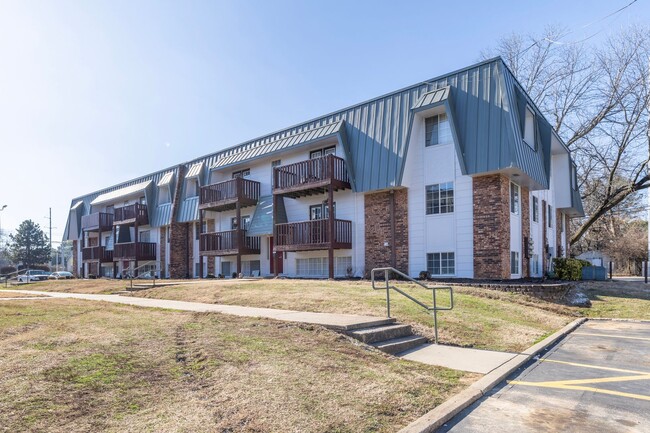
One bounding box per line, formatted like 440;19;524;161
508;358;650;402
572;332;650;342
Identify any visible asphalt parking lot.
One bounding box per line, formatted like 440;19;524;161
439;320;650;432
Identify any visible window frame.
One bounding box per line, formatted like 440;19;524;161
532;196;539;223
426;252;455;276
510;251;520;275
310;146;336;159
424;113;452;147
232;168;251;179
524;105;536;150
510;182;520;215
548;204;553;228
425;182;454;215
185;178;199;199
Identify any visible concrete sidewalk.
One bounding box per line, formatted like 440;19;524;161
0;289;394;331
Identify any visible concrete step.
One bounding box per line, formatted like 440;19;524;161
348;324;413;344
338;317;396;331
371;335;428;355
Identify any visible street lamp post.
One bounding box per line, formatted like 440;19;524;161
0;205;7;247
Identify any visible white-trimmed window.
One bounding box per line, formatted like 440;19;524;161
510;182;520;215
185;178;198;198
427;252;455;276
296;257;327;277
310;146;336;159
335;257;352;276
232;168;251;179
532;254;539;275
511;251;520;275
524;106;535;149
548;205;553;228
159;185;171;205
426;182;454;215
425;114;452;146
532;196;539;223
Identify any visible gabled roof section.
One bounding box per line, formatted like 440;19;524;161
70;200;84;210
211;120;346;170
90;180;152;206
411;86;450;112
186;162;204;178
157;171;174;186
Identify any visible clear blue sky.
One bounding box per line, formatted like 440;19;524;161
0;0;648;243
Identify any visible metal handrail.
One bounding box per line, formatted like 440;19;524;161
1;269;24;287
122;260;160;290
371;267;453;344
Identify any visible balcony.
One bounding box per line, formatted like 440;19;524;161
273;155;351;198
113;242;157;261
199;177;260;212
113;203;149;226
81;212;114;232
82;246;113;263
200;230;261;256
274;219;352;252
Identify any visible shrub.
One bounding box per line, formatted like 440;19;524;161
553;258;591;281
419;270;431;280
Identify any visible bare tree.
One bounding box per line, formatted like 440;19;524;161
484;25;650;246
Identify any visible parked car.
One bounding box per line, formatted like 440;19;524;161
17;270;50;283
48;271;74;280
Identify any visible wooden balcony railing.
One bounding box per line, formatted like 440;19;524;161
81;212;114;232
113;242;156;261
199;177;260;212
273;155;351;198
274;219;352;251
200;230;261;256
82;246;113;262
113;203;149;226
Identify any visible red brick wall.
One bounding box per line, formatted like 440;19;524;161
473;174;511;279
364;188;409;276
160;226;167;278
72;240;78;277
521;187;530;278
169;165;190;278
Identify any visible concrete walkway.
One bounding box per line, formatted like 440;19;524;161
2;289;517;375
0;289;394;331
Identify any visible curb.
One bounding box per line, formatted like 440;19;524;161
398;317;587;433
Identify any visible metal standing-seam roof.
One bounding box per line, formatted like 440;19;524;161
157;171;174;186
210;120;346;170
247;196;288;236
186;162;204;178
90;180;152;206
411;86;450;111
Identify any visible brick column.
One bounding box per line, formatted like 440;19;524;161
364;188;409;277
160;227;167;278
72;240;79;277
565;214;571;257
169;165;190;278
473;174;511;279
521;187;530;278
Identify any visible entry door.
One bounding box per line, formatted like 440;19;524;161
269;237;283;274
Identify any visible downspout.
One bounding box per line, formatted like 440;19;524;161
390;190;396;269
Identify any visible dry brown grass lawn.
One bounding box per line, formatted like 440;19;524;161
16;278;574;352
577;280;650;319
0;298;474;433
0;291;45;298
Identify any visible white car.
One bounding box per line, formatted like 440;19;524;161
48;271;74;280
17;270;50;283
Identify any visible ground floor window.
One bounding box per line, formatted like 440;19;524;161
511;251;520;275
531;254;539;275
241;260;261;277
222;261;231;277
426;252;455;275
296;256;352;277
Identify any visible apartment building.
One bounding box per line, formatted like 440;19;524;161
63;57;584;280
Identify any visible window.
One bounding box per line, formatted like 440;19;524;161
309;202;335;220
221;261;231;277
335;257;352;276
140;230;150;243
241;260;261;277
296;257;328;277
532;254;539;275
231;215;251;230
232;168;251;179
185;179;198;198
195;262;200;278
425;182;454;215
271;160;281;187
425;113;452;147
510;182;520;215
427;252;455;275
548;205;553;228
139;196;146;205
532;196;539;223
310;146;336;159
561;213;565;234
511;251;520;275
524;106;535;149
159;186;171;205
106;205;114;215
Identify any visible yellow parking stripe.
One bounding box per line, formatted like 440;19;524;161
509;381;650;402
539;358;650;375
573;332;650;342
516;374;650;387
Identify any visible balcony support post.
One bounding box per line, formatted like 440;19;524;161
236;180;242;276
134;218;139;278
199;209;204;279
273;194;279;277
328;181;334;280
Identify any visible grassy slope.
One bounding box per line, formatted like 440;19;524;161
18;279;574;352
0;299;474;433
578;281;650;320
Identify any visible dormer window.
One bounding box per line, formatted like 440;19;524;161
524;106;535;149
159;186;171;204
185;178;198;198
425;113;452;147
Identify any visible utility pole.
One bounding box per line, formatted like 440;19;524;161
44;207;54;266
